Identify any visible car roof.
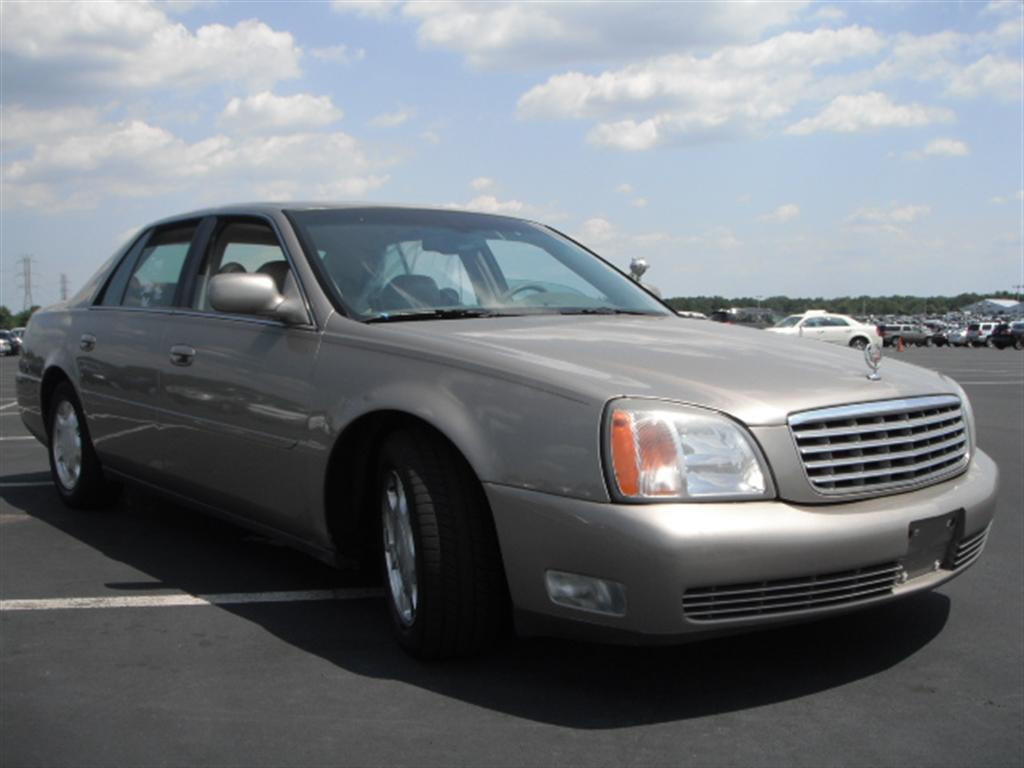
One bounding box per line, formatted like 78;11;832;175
143;202;539;229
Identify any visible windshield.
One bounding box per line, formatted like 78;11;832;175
287;208;669;321
774;315;802;328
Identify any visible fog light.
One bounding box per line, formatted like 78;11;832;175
545;570;627;617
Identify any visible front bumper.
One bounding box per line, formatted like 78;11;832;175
485;449;998;642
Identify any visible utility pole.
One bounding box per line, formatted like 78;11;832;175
1013;284;1023;303
60;273;69;301
17;255;34;311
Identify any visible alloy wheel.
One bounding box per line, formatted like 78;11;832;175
382;469;418;627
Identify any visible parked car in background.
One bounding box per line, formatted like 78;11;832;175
707;306;776;328
966;322;998;347
946;327;970;347
922;323;950;347
988;323;1024;350
879;324;931;347
17;203;999;659
0;329;21;355
767;310;881;349
0;336;11;356
11;327;26;341
675;310;707;320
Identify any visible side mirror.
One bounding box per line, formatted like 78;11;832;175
208;273;307;325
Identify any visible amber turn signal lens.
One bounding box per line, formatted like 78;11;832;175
610;409;640;496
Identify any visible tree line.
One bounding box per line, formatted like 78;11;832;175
663;293;1019;317
0;306;41;330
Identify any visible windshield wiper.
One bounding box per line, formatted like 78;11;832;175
365;308;509;323
557;307;661;316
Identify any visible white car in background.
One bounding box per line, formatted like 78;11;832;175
766;310;881;349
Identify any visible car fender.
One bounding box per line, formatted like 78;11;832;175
311;332;610;503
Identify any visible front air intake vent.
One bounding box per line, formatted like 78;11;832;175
683;562;900;622
789;396;968;496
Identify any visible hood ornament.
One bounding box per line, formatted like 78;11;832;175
864;343;882;381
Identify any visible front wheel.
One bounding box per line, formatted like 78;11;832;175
985;338;995;348
849;337;868;350
377;427;508;659
47;382;119;508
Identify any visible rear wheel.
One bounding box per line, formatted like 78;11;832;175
1015;338;1023;351
849;337;868;350
985;337;995;348
47;382;119;508
377;427;508;659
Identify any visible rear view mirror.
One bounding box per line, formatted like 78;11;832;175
208;273;306;325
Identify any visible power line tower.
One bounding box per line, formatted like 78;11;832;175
17;255;35;311
60;273;69;301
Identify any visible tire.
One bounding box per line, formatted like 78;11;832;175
377;426;508;659
985;338;995;348
849;337;868;350
47;382;120;508
924;337;933;347
1015;338;1023;351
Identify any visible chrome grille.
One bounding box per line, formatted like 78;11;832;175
789;396;969;495
953;525;990;569
682;563;900;622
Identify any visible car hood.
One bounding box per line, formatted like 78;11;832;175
351;314;959;426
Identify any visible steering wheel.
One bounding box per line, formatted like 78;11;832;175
503;283;550;300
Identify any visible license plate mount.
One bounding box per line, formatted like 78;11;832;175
902;510;963;580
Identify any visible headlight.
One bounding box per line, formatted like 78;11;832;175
605;400;773;501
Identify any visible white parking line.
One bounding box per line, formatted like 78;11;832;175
0;588;383;612
0;401;19;411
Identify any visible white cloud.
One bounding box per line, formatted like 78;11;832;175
458;195;525;214
1;117;388;209
786;92;954;135
947;55;1022;100
630;197;648;209
982;1;1023;16
811;6;847;23
2;2;302;101
392;1;806;69
420;130;441;145
331;1;398;20
847;204;931;230
221;92;343;133
519;26;886;148
0;106;100;151
759;204;801;222
923;138;970;157
470;177;495;191
311;44;366;64
616;183;633;194
578;217;615;246
369;108;412;128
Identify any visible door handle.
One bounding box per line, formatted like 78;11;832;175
169;344;196;366
79;334;96;352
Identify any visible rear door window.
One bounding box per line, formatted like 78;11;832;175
120;224;197;308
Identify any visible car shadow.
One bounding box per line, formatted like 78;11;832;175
4;485;951;729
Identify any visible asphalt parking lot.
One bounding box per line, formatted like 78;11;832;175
2;346;1021;767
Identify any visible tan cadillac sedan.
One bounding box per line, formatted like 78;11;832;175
17;204;998;658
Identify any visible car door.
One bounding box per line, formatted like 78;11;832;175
822;316;853;344
76;220;203;482
800;316;827;340
157;216;322;538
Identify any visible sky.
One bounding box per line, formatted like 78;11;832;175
2;0;1022;310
